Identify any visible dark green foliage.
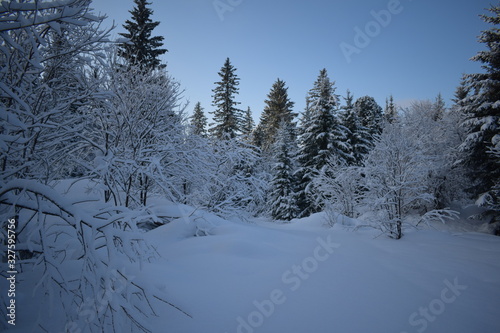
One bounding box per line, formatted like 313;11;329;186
210;58;242;140
459;5;500;208
295;69;351;216
190;102;207;137
342;90;371;166
269;121;299;221
257;79;296;152
118;0;167;70
384;95;397;124
241;107;256;138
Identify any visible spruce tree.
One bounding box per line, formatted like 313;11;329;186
269;121;299;221
190;102;207;137
258;79;296;152
118;0;167;70
459;4;500;212
295;69;350;216
384;95;397;124
241;106;255;138
432;93;446;121
354;96;384;139
342;90;371;165
209;58;242;140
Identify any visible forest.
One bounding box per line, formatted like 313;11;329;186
1;0;499;332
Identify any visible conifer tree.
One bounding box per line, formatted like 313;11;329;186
384;95;398;124
241;106;255;138
295;69;350;216
258;79;296;152
209;58;242;140
354;96;383;139
118;0;167;70
190;102;207;137
342;90;371;165
459;4;500;212
432;93;446;121
269;121;299;221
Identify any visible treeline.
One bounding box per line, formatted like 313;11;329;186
1;0;499;233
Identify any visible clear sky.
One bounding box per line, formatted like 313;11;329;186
90;0;493;121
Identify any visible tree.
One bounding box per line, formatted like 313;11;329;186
458;4;500;213
432;93;446;121
354;95;384;140
241;106;255;139
190;102;208;137
361;122;435;239
118;0;167;70
341;90;371;165
384;95;398;124
209;57;242;140
86;62;184;207
0;2;189;331
257;78;296;152
269;121;299;221
295;69;350;216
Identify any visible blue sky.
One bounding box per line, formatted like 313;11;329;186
90;0;493;121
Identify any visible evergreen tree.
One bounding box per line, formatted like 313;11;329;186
241;106;255;138
258;79;296;152
384;95;398;124
295;69;350;216
209;58;242;140
354;95;384;139
269;121;299;221
342;90;371;165
118;0;167;70
190;102;207;137
432;93;446;121
459;4;500;212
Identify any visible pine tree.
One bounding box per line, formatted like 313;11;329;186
459;4;500;212
209;58;242;140
258;78;296;152
118;0;167;70
269;121;299;221
190;102;207;137
342;90;371;165
295;69;350;216
384;95;398;124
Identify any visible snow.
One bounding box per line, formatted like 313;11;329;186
4;190;500;333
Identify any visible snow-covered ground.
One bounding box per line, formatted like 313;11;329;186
4;195;500;333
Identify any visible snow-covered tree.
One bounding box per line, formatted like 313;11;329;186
190;102;208;137
341;90;371;166
0;2;189;331
118;0;167;70
85;60;184;207
315;156;363;219
0;0;111;184
458;4;500;213
268;121;299;221
210;57;243;140
295;69;351;216
360;122;435;239
257;78;296;152
354;95;383;140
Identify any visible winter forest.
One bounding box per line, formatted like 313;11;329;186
1;0;500;332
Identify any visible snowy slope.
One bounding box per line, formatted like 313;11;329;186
140;212;500;333
3;201;500;333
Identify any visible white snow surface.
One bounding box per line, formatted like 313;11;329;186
4;189;500;333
